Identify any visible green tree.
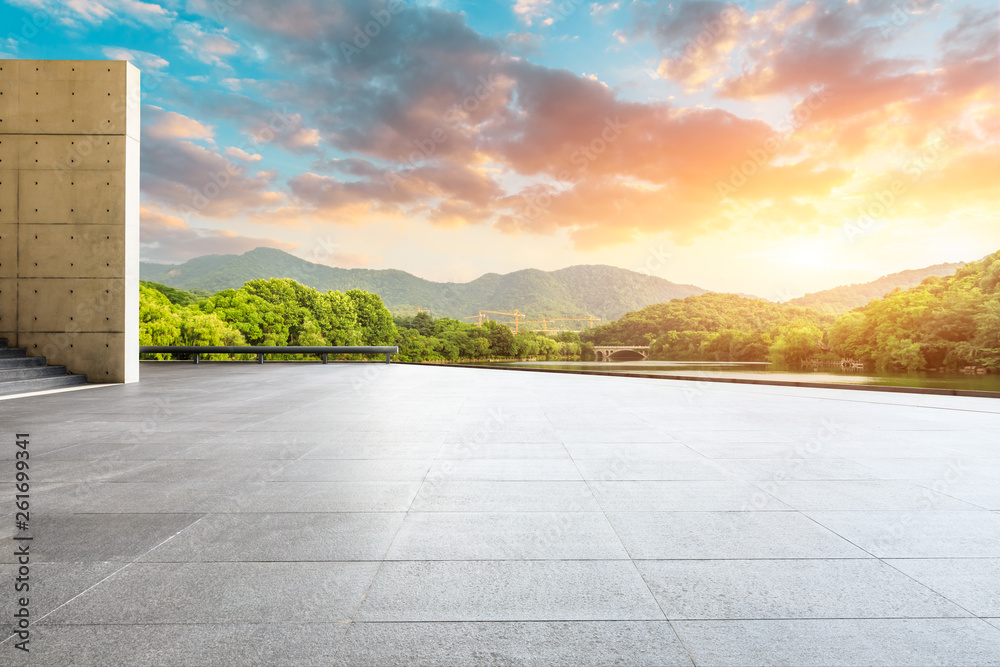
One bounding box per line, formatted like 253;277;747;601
139;285;181;347
347;289;397;345
768;324;824;366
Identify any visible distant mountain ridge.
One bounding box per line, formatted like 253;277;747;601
140;247;708;321
785;262;965;314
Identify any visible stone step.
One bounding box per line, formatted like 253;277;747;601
0;348;27;359
0;356;46;369
0;365;70;382
0;373;88;396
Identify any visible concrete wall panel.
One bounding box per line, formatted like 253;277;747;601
0;137;18;169
0;66;20;133
0;278;14;336
0;177;16;225
19;135;127;172
1;59;139;383
19;332;126;382
18;278;124;333
19;224;124;278
18;170;125;224
0;224;15;277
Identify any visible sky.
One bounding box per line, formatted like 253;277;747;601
1;0;998;299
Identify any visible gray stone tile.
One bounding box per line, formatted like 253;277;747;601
591;481;790;511
232;481;422;512
911;479;1000;510
32;481;257;514
0;514;202;563
756;480;980;511
332;621;694;667
410;481;600;512
35;441;201;460
716;458;880;481
637;559;970;620
885;558;1000;616
271;459;432;481
333;430;448;445
444;427;560;445
805;510;1000;558
0;561;122;629
427;459;581;480
0;623;350;666
678;442;836;459
557;429;676;444
676;430;797;444
356;561;665;621
562;443;704;460
172;440;320;460
575;458;731;481
44;561;379;624
107;459;284;483
303;442;444;459
608;512;869;559
436;442;570;459
141;513;405;562
850;456;978;480
386;512;628;560
672;618;1000;667
824;441;956;459
0;458;150;483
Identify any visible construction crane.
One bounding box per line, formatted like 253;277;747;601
463;310;526;333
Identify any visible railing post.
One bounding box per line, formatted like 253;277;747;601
322;353;328;364
193;353;199;365
258;353;264;364
385;352;391;364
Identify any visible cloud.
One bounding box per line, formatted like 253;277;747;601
512;0;554;26
9;0;176;29
632;0;750;90
590;3;620;23
225;146;263;162
140;206;298;263
140;131;285;219
173;21;240;67
144;106;215;140
101;46;169;71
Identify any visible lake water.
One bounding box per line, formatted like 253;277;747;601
496;360;1000;394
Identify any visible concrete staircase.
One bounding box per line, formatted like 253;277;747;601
0;339;88;396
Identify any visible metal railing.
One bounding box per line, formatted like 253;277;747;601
140;345;399;364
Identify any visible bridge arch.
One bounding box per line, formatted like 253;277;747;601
593;345;650;362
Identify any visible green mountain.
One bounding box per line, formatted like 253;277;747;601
785;262;965;314
140;247;707;322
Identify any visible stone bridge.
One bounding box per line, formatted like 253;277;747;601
593;345;650;361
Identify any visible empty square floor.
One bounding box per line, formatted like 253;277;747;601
2;362;1000;666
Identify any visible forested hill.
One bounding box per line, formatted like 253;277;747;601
140;247;707;321
785;262;964;314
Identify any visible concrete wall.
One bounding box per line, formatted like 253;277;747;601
0;60;140;383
